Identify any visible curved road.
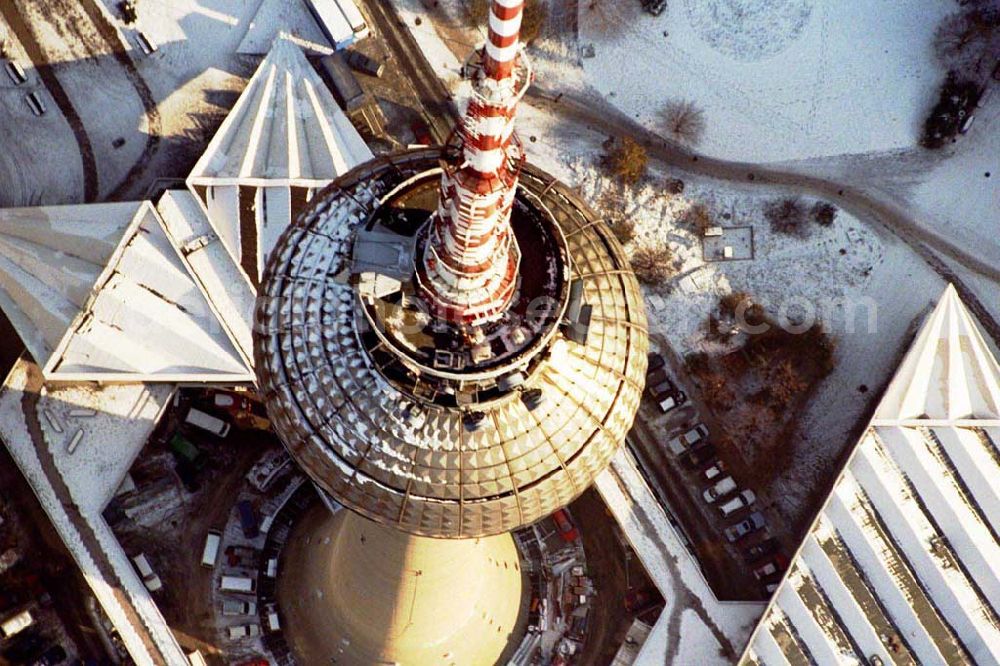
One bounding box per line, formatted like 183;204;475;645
526;85;1000;344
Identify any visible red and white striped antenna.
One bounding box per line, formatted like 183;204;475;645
418;0;532;325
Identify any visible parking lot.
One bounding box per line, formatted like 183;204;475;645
627;346;789;601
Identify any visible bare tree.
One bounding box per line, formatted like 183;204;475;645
679;202;714;235
609;216;637;245
764;197;809;237
583;0;638;37
660;99;707;146
810;201;838;227
630;244;673;284
933;5;1000;72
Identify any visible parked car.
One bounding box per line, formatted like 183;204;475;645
5;61;27;85
719;490;756;517
222;599;257;617
702;476;736;503
130;553;162;592
646;368;673;390
409;119;434;146
344;49;384;77
33;644;67;665
667;423;708;456
201;530;221;569
623;587;660;613
752;555;788;581
656;390;687;414
134;31;157;55
185;407;230;437
647;352;665;373
227;624;260;640
679;444;716;469
237;500;259;539
724;512;766;542
0;610;33;639
703;460;725;481
552;509;579;542
743;538;780;563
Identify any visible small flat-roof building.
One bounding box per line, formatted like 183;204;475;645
740;285;1000;665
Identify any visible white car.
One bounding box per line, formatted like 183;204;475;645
719;489;756;517
703;460;726;481
5;61;27;85
228;624;261;639
702;476;736;503
667;423;708;456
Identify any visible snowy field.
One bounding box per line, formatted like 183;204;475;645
576;0;952;162
912;97;1000;268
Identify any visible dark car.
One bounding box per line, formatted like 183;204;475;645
647;352;666;373
679;444;716;469
646;368;674;392
742;537;780;563
641;0;667;16
237;500;260;539
344;50;385;77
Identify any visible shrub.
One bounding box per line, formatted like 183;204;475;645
608;216;636;245
607;136;648;185
630;244;673;284
811;201;838;227
764;197;809;237
680;202;713;235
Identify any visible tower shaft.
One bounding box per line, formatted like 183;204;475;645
419;0;531;325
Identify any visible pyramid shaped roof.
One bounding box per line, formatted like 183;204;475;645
0;202;253;382
188;38;372;186
876;284;1000;422
741;286;1000;666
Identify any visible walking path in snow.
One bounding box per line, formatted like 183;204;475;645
595;449;765;665
0;359;185;666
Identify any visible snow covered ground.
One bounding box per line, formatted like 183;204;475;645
576;0;953;162
911;95;1000;268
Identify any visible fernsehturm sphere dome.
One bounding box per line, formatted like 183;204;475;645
254;2;648;541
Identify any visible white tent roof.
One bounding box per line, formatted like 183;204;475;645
876;284;1000;422
187;38;373;186
156;189;256;365
0;202;253;383
741;286;1000;666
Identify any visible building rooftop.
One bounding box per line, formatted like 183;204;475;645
188;38;372;187
0;201;252;383
741;285;1000;665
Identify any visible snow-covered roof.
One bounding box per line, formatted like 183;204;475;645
156;189;256;365
741;285;1000;666
0;201;253;383
187;38;372;187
